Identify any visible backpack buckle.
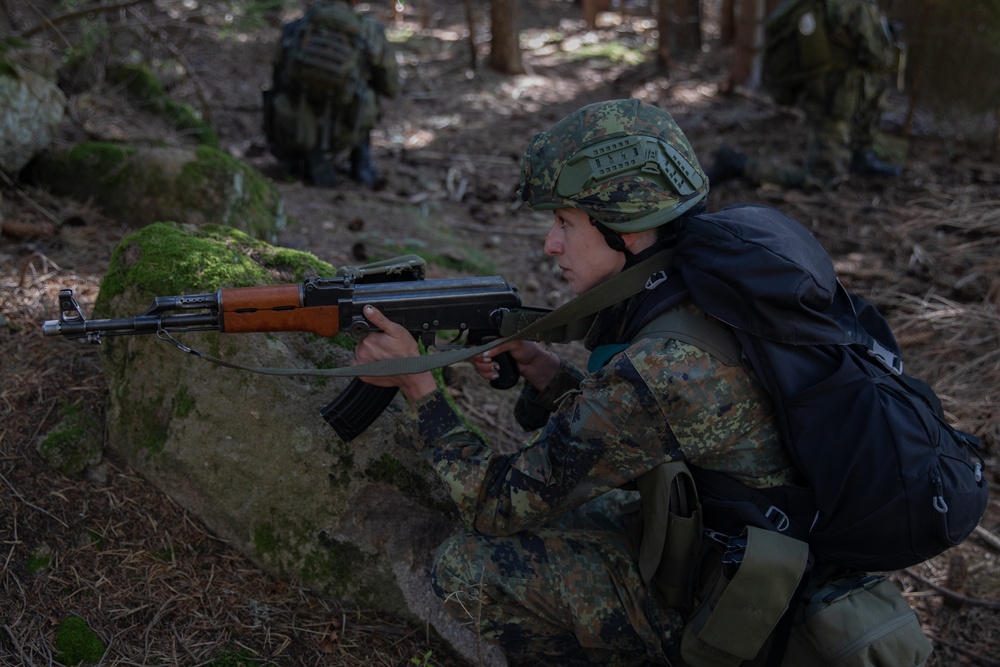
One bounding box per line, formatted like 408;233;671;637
865;338;903;375
765;505;791;532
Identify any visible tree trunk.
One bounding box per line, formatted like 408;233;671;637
720;0;735;43
657;0;672;70
465;0;478;70
673;0;703;53
729;0;765;90
488;0;524;74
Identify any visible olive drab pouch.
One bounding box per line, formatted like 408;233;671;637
636;461;704;611
781;575;932;667
680;526;810;667
763;0;832;105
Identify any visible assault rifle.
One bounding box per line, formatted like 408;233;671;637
42;255;548;442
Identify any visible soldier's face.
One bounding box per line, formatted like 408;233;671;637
544;208;626;295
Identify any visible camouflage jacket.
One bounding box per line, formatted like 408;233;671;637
396;289;798;536
826;0;894;70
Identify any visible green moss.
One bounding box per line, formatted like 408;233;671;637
175;147;284;237
252;521;279;557
85;528;104;551
107;385;169;459
253;519;391;605
0;37;30;52
327;441;356;489
174;384;195;419
97;223;334;316
365;453;430;497
37;403;102;474
203;649;262;667
0;56;16;78
107;63;218;146
26;546;52;575
68;143;140;185
53;616;105;665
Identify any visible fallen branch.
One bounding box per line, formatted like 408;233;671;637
19;0;149;38
900;568;1000;610
973;524;1000;552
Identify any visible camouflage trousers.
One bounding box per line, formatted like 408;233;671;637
430;492;684;666
746;66;889;189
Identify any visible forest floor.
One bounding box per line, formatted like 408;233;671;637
2;0;1000;665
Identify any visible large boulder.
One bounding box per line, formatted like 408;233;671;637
30;143;286;241
0;50;66;175
95;222;503;666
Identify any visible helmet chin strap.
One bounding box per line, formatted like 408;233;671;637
593;220;635;260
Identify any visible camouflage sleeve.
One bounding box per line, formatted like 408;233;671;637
513;359;586;430
361;17;400;98
395;336;793;535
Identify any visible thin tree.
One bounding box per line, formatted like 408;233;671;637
488;0;524;74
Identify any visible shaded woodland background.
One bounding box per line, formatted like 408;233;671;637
2;1;1000;666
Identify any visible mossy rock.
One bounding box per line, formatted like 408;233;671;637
30;143;286;241
94;223;489;661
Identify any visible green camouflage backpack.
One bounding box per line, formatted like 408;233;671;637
285;2;366;105
763;0;833;105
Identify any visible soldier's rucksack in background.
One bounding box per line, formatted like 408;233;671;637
763;0;832;105
263;2;371;156
284;2;365;105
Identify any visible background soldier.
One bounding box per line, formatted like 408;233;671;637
263;0;399;187
709;0;902;190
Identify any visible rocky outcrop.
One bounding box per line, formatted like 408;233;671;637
94;222;504;667
0;50;66;175
29;143;287;241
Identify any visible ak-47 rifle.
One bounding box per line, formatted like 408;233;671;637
41;256;544;442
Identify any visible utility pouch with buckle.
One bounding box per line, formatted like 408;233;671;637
636;461;703;610
681;526;810;667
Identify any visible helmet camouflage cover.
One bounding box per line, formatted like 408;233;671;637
518;98;708;233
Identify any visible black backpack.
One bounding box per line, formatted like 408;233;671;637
672;204;987;572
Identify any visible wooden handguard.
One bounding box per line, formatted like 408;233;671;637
219;284;341;337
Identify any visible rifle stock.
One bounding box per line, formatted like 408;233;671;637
42;256;531;442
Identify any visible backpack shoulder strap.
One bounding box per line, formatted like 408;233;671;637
635;309;744;368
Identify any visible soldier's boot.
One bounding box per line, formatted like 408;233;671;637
849;149;902;178
705;144;748;185
305;149;337;188
350;138;381;187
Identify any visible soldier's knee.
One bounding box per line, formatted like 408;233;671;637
430;532;484;602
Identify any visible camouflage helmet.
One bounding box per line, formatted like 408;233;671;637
517;98;708;233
